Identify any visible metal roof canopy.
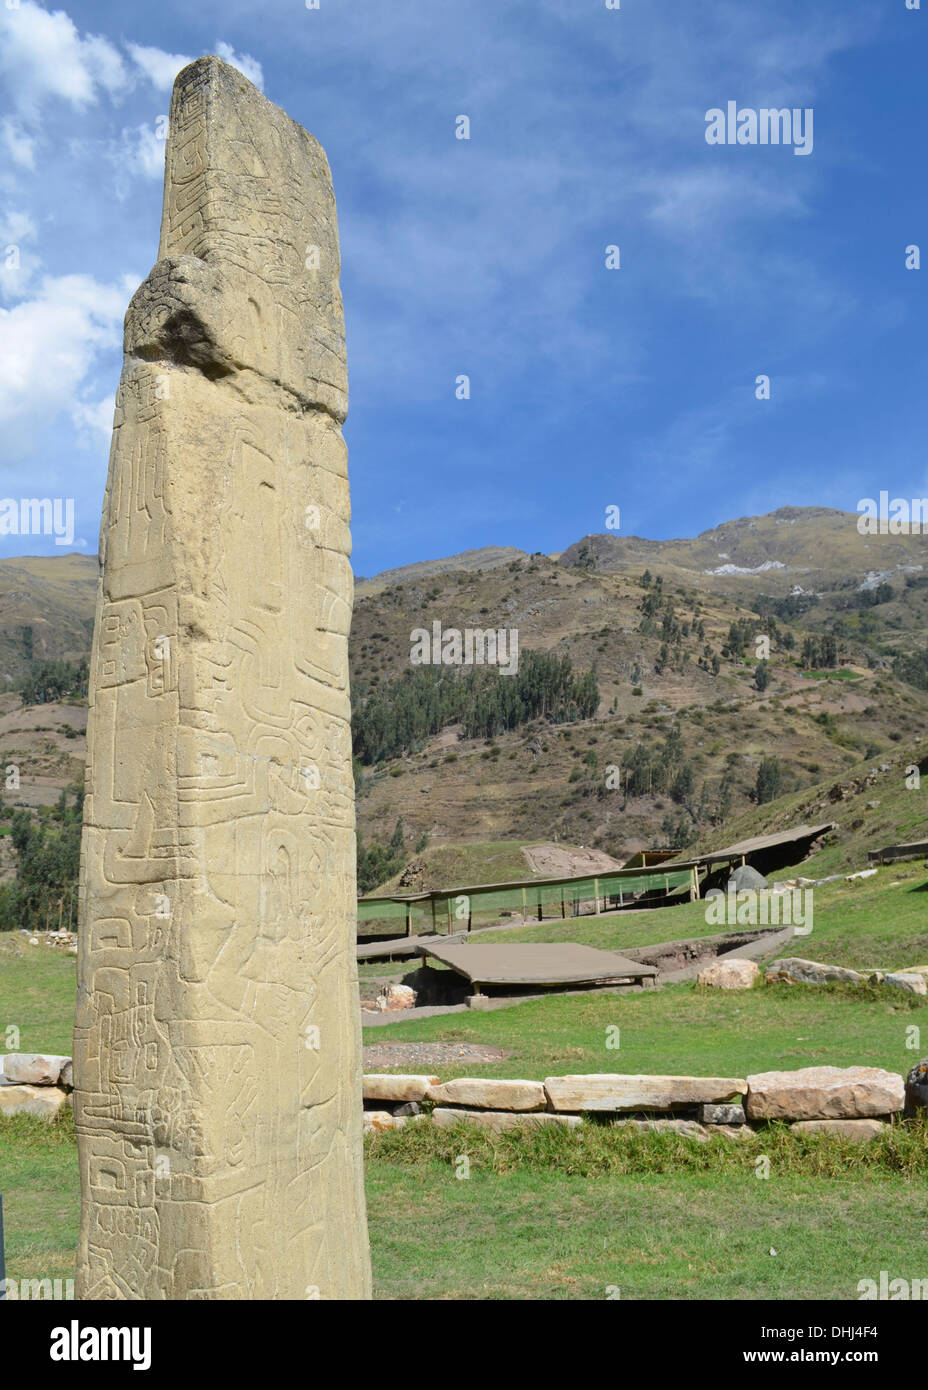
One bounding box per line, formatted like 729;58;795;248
682;823;834;867
418;941;658;987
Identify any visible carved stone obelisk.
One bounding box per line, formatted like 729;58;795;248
73;56;371;1299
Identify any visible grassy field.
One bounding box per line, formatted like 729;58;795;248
2;857;927;1300
3;1110;926;1300
368;1162;928;1300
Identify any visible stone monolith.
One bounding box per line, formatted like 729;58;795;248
73;55;371;1300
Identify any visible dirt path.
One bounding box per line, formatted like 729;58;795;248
522;842;624;878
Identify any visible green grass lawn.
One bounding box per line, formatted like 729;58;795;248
4;1111;926;1300
2;862;927;1301
0;936;77;1055
363;978;926;1079
368;1161;928;1300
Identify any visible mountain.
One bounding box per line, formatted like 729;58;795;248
1;510;927;870
0;554;97;686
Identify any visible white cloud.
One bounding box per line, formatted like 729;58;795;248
0;210;39;301
126;41;264;93
1;119;36;169
644;168;806;233
0;1;127;116
119;123;166;180
125;42;193;91
214;43;264;91
0;274;128;459
71;391;115;442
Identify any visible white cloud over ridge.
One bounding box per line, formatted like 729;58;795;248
0;273;131;460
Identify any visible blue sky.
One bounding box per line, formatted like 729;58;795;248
0;0;926;574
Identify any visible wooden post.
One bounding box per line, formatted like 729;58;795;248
405;903;412;938
594;877;600;916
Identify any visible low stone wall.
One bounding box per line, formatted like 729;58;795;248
0;1053;72;1119
363;1065;926;1141
2;1054;924;1144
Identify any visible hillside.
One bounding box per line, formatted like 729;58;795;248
0;554;97;687
1;510;927;873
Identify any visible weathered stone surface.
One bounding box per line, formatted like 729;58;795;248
884;972;927;996
613;1118;709;1141
904;1058;928;1115
746;1067;904;1121
713;1124;755;1142
697;958;758;990
431;1107;580;1132
362;1111;395;1134
765;958;863;987
362;1074;438;1104
2;1053;70;1085
59;1060;73;1089
543;1074;746;1113
727;865;768;892
393;1112;430;1129
791;1119;887;1142
426;1078;546;1111
697;1102;746;1126
375;984;416;1011
73;55;369;1301
0;1084;69;1120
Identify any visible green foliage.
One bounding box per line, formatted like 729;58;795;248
19;658;88;706
0;783;83;932
895;647;928;692
722;619;754;659
351;651;599;765
621;724;695;806
755;755;783;804
801;633;838;668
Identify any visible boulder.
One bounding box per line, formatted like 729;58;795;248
375;984;416;1012
543;1074;746;1113
426;1078;546;1112
764;958;863;987
362;1110;396;1133
746;1066;904;1122
0;1084;69;1119
884;973;927;996
393;1101;422;1117
727;864;768;892
613;1118;709;1141
59;1060;73;1088
697;1102;747;1126
713;1124;755;1142
431;1107;580;1133
1;1053;71;1085
362;1074;438;1104
904;1058;928;1116
791;1119;886;1142
697;958;758;990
